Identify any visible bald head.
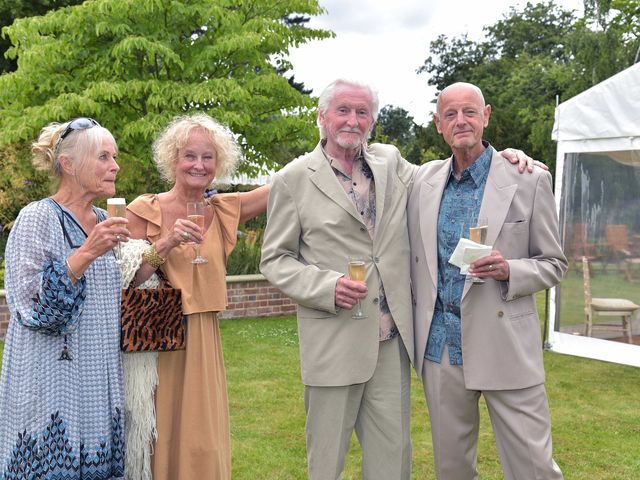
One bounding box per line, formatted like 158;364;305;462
436;82;485;114
433;82;491;160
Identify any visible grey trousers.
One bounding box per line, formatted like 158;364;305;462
304;336;412;480
423;347;563;480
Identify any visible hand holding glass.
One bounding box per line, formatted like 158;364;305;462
107;198;126;264
348;258;367;319
187;202;207;264
468;217;488;284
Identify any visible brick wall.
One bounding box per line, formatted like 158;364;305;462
220;274;297;319
0;275;296;341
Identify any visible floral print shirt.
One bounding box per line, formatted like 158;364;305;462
322;144;399;341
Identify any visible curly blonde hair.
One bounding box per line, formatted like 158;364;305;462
153;113;242;185
31;120;116;178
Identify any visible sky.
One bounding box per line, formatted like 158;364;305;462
288;0;585;126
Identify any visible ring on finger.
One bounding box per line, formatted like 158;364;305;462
489;264;494;270
115;234;121;242
181;231;190;241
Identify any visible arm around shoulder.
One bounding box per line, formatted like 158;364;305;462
239;184;270;224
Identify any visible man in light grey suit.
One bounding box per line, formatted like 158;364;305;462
261;78;539;480
408;82;567;479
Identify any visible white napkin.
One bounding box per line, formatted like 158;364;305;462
449;238;493;274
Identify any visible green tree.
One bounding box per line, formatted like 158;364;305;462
417;1;639;176
0;143;51;228
569;0;639;85
375;106;415;146
417;33;493;93
370;105;451;165
0;0;85;73
0;0;331;204
371;105;421;164
418;121;450;162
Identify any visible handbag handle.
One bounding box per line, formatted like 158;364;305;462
154;267;176;289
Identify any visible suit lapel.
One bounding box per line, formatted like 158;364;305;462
462;152;518;299
481;153;518;246
420;159;451;290
307;146;362;223
365;150;388;235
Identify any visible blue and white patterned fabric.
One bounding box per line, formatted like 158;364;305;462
0;198;124;480
426;143;493;366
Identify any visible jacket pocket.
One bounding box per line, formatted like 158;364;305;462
297;304;337;319
501;220;528;236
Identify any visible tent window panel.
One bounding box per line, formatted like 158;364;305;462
556;150;640;344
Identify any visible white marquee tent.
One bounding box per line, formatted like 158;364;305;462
549;63;640;367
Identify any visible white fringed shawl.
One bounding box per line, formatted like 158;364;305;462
119;239;159;480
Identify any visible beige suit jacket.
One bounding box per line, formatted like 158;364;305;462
261;142;416;386
407;150;567;390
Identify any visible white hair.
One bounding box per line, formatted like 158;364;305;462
316;79;379;139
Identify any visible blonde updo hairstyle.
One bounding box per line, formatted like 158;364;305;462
153;113;242;185
31;120;117;179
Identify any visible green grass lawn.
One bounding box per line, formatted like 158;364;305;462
1;312;639;479
222;314;640;479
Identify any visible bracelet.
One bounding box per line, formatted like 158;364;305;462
143;243;166;269
65;258;82;281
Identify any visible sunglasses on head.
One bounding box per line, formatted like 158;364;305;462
55;117;101;154
59;117;101;141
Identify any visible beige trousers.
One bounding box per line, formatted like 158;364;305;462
304;336;412;480
423;346;563;480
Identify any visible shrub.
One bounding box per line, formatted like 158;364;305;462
227;231;262;275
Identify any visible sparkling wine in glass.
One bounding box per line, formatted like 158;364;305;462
468;216;488;284
107;197;126;265
348;257;367;319
187;201;207;264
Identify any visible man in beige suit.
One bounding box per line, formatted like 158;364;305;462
261;78;537;479
261;79;414;480
408;82;567;479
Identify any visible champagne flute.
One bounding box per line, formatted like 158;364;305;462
107;197;126;265
347;257;367;319
468;216;488;284
187;201;208;264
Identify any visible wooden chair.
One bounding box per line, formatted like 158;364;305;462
582;257;638;343
606;224;632;260
569;223;601;274
605;224;640;280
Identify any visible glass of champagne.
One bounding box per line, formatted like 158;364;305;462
187;201;207;264
347;257;367;319
107;197;126;265
468;216;488;284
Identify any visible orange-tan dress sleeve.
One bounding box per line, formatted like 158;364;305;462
127;194;162;243
208;193;241;260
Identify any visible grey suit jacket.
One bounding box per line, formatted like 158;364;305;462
261;142;416;386
407;150;567;390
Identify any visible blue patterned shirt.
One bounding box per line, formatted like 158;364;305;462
426;143;493;365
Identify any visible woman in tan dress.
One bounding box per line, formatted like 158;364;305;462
126;113;269;479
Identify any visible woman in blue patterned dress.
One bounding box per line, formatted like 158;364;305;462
0;118;130;479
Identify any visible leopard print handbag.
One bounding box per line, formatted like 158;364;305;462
120;272;186;352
